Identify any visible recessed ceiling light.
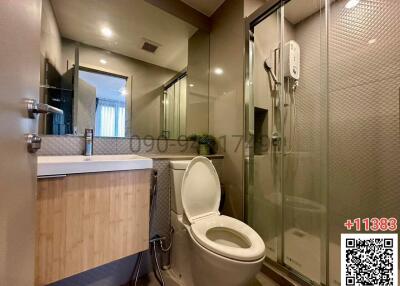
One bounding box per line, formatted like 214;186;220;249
214;67;224;75
189;83;194;87
101;27;113;38
345;0;359;9
368;38;376;44
100;59;107;64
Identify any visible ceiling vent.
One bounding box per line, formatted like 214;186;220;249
141;40;159;53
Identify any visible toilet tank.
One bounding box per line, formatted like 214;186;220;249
170;160;191;215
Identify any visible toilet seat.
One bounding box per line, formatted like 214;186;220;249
181;157;265;262
181;156;221;223
190;215;265;261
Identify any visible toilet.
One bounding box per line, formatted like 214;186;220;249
169;157;265;286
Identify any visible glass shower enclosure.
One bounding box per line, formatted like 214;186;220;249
245;0;400;285
162;74;187;139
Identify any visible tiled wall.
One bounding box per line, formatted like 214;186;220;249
328;0;400;284
38;136;198;156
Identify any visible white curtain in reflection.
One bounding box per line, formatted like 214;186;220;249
117;106;125;137
95;99;125;137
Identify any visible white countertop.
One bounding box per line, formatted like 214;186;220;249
37;154;153;176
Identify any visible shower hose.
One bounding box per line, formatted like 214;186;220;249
129;169;173;286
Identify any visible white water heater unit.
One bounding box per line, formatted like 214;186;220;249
284;40;300;80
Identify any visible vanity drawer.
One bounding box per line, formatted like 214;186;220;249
35;169;151;285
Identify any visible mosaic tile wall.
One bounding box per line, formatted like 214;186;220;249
328;0;400;284
38;136;199;156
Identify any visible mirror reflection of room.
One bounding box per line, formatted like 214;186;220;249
78;68;128;137
39;0;210;139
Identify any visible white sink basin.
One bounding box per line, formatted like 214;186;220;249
37;154;153;176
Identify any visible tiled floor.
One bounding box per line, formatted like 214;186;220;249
134;271;279;286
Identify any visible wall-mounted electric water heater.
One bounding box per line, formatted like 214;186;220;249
284;40;300;80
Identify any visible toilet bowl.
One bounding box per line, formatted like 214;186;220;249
169;157;265;286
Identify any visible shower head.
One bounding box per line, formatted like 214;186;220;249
264;59;273;71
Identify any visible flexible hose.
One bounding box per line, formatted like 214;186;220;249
149;171;166;285
160;227;174;252
149;170;158;227
151;241;165;286
283;77;297;154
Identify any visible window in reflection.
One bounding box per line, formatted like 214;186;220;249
78;68;127;137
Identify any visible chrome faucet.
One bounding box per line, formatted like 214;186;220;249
84;129;93;156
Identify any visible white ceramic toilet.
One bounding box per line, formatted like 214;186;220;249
169;157;265;286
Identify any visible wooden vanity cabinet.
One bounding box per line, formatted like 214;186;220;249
35;169;151;285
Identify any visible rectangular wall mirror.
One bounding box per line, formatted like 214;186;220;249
39;0;210;139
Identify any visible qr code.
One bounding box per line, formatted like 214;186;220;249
342;234;398;286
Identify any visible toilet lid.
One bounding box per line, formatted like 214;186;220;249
181;156;221;223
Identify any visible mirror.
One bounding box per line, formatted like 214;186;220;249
39;0;210;139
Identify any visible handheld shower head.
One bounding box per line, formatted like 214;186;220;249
264;59;273;71
264;59;280;85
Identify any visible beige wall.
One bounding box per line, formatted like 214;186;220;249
62;39;177;137
40;0;62;73
76;79;96;135
207;0;275;221
209;0;245;220
244;0;266;17
39;0;64;134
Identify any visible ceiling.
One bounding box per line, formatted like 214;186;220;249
285;0;323;25
179;0;318;23
180;0;226;17
79;70;127;102
51;0;198;71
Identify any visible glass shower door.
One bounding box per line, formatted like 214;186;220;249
248;6;284;264
281;1;327;284
247;1;399;285
246;0;327;284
